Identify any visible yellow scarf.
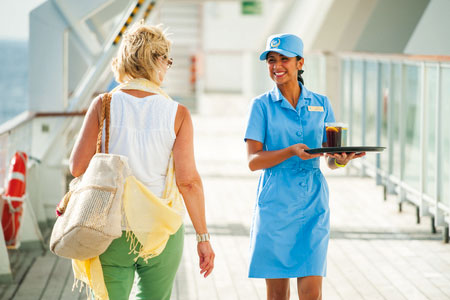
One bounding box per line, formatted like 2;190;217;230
72;78;185;300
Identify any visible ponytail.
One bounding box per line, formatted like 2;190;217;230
298;69;304;85
296;56;304;85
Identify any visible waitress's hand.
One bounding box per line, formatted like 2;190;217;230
327;152;366;166
290;143;323;160
198;241;215;278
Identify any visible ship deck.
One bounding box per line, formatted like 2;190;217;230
2;112;450;300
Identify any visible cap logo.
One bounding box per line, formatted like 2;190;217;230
270;38;281;48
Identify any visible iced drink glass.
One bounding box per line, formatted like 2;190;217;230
325;123;342;147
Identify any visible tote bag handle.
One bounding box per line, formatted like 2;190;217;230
96;93;112;154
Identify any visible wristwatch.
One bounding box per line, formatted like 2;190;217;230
196;233;210;242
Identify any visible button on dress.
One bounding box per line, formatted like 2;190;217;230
245;82;335;278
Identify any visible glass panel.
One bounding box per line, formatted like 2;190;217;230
380;63;390;173
391;63;402;178
306;55;322;94
351;60;363;146
423;66;438;198
441;67;450;207
341;59;351;123
403;65;421;188
365;61;377;166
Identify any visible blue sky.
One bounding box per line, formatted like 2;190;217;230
0;0;46;40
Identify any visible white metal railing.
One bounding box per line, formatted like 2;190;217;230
0;114;35;283
0;112;35;187
335;53;450;242
305;52;450;242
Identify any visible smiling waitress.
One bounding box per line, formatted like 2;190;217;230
245;33;365;300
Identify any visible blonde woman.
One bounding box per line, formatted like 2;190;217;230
70;21;215;300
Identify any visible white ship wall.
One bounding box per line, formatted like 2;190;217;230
404;0;450;55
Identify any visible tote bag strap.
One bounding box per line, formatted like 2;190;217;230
96;93;112;154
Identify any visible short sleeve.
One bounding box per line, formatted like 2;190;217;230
322;97;336;143
244;99;266;144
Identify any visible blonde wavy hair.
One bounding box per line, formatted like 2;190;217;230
111;21;171;84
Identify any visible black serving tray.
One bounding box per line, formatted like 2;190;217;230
305;146;386;154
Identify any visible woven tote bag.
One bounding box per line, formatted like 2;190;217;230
50;93;130;260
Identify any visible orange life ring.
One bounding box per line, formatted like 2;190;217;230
1;151;27;249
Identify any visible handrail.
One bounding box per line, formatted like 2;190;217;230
336;51;450;63
0;111;87;136
35;111;87;117
307;50;450;63
0;111;35;136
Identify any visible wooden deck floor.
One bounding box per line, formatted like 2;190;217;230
2;113;449;300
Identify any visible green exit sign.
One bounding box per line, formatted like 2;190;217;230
242;1;262;15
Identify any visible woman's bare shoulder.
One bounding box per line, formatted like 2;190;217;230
88;94;104;122
175;104;191;135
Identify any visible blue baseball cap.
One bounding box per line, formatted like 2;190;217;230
259;33;304;61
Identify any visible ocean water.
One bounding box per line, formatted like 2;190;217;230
0;40;28;125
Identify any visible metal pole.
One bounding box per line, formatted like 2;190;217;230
435;64;445;228
398;63;406;212
349;59;354;148
444;226;449;244
361;60;367;177
419;62;428;220
387;62;395;195
376;61;382;185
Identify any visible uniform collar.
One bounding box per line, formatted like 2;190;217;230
269;81;311;110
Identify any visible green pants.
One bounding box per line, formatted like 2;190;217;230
97;225;184;300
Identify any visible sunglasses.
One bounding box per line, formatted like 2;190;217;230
161;56;173;69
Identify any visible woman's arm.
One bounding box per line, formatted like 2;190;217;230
173;104;214;278
246;139;322;171
69;96;102;177
173;105;207;234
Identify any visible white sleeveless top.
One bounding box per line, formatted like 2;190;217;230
103;91;178;198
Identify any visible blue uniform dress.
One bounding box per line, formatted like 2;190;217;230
245;82;335;279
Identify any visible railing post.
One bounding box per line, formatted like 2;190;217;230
387;62;395;195
419;62;429;218
342;58;352;177
376;61;382;185
349;59;354;149
0;192;13;283
361;60;367;177
398;63;406;210
435;64;445;228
